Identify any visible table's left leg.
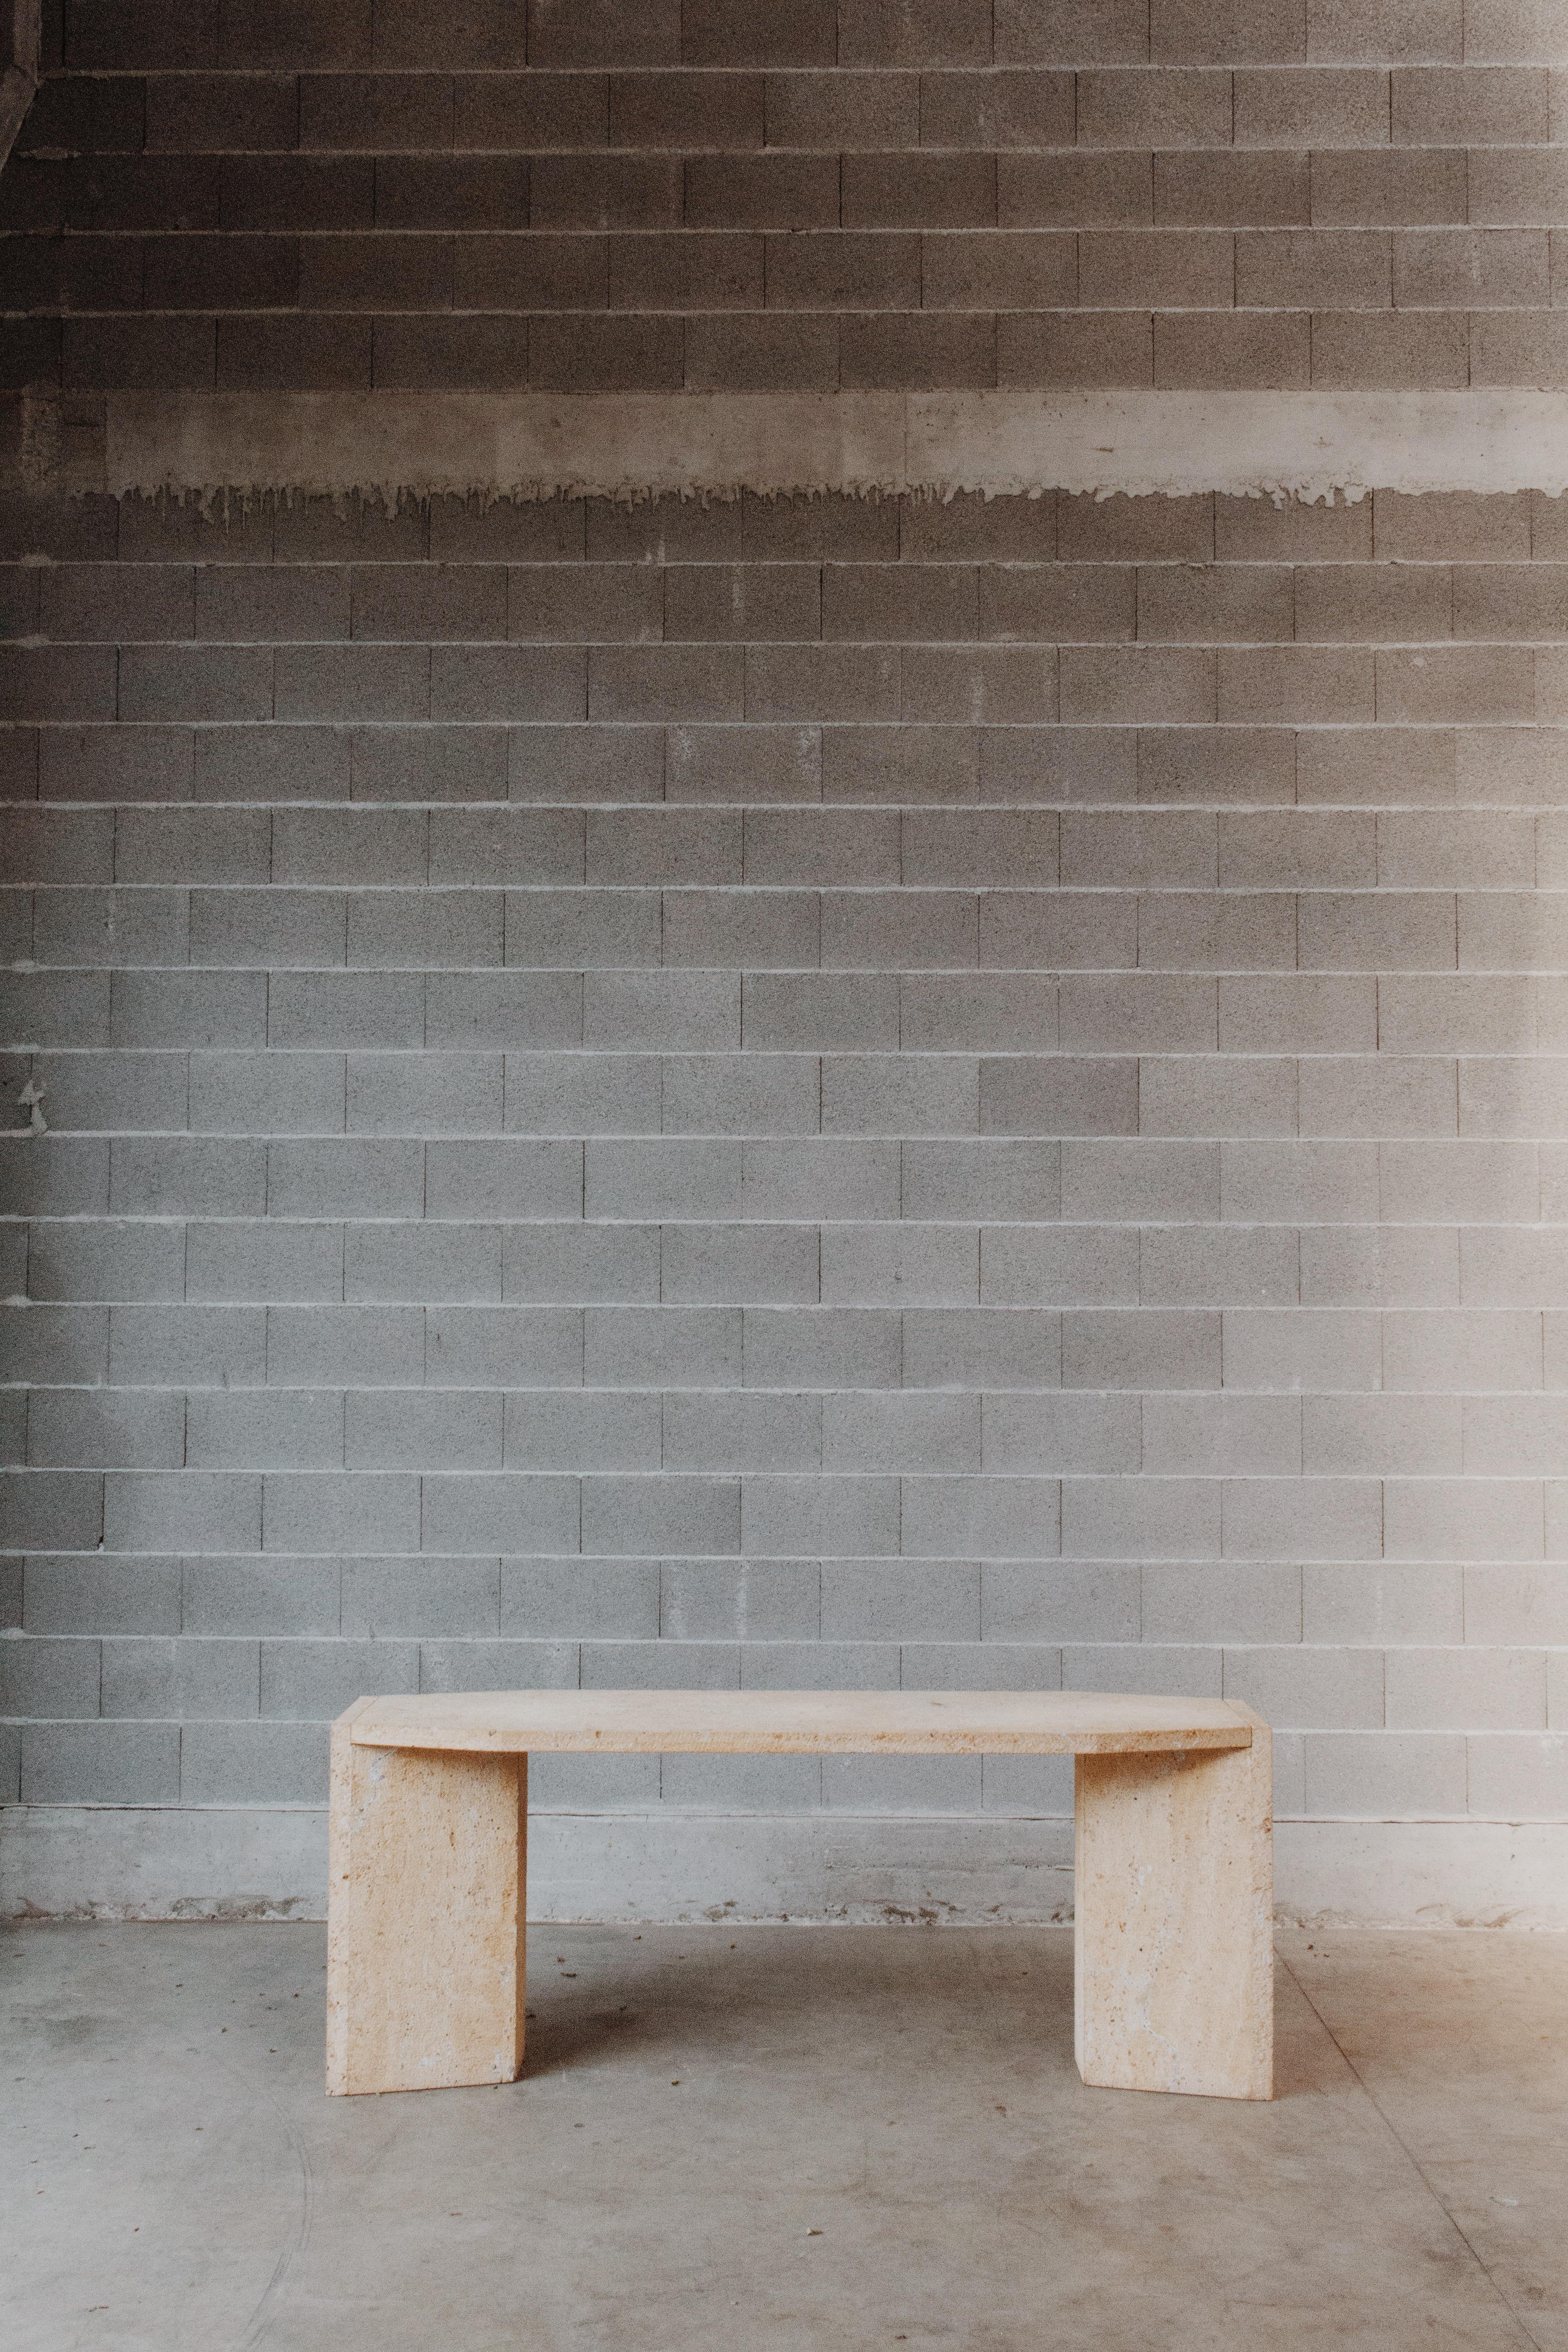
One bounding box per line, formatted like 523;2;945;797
327;1730;527;2096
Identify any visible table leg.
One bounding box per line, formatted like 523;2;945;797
327;1725;527;2097
1073;1720;1273;2101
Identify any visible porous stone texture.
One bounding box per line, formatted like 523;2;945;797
1;0;1566;1919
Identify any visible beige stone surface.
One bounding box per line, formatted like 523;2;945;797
1074;1705;1274;2102
347;1688;1255;1757
328;1689;1272;2100
327;1706;526;2098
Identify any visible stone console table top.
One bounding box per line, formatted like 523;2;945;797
344;1689;1256;1758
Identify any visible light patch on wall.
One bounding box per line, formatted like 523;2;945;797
7;389;1568;507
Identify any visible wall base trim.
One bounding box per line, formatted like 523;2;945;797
7;390;1568;504
4;1806;1566;1930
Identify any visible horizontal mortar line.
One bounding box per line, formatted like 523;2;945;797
37;59;1563;71
10;1215;1568;1232
2;1466;1553;1478
14;634;1568;648
8;1379;1563;1394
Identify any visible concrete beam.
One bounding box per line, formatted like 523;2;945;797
6;388;1568;505
5;1807;1568;1931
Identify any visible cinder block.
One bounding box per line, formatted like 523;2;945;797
1465;1396;1568;1476
744;972;897;1052
666;725;817;804
194;726;350;805
1462;1565;1568;1646
1222;1307;1382;1392
1300;1225;1459;1310
427;972;581;1051
418;1471;579;1553
741;1472;900;1555
1223;1475;1382;1558
901;1475;1058;1558
1377;647;1535;727
1387;1646;1547;1730
348;892;503;970
980;1561;1133;1644
582;1474;739;1555
586;1137;741;1220
741;1137;900;1220
1379;1139;1540;1222
661;1392;821;1473
29;1221;187;1304
981;1226;1139;1308
743;1308;902;1392
1299;892;1456;972
823;1223;982;1317
897;1306;1055;1390
746;645;902;725
1141;1560;1302;1644
984;1392;1140;1473
22;1554;182;1638
425;1305;581;1390
34;888;189;972
823;892;975;970
1464;1735;1568;1821
504;1224;661;1303
345;1223;502;1303
1235;64;1389;142
897;972;1048;1056
1222;1645;1384;1731
506;889;659;970
585;1305;741;1388
822;1055;975;1137
22;1721;180;1804
583;970;738;1050
665;890;822;975
1298;1057;1456;1139
0;1305;109;1386
102;1635;260;1722
500;1557;658;1642
664;1053;820;1134
267;972;423;1050
662;1225;819;1305
1384;1308;1542;1392
578;1638;739;1689
268;1304;425;1387
348;1391;504;1470
266;1139;421;1219
1059;1475;1215;1558
1387;1478;1544;1561
825;1391;980;1476
346;1054;502;1134
0;1633;101;1719
2;808;115;889
29;1388;186;1469
103;1469;259;1554
191;893;347;971
187;1220;344;1303
505;1053;661;1136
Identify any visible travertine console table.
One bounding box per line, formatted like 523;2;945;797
327;1690;1273;2103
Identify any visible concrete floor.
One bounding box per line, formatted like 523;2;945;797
3;1924;1565;2352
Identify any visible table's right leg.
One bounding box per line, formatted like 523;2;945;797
1073;1723;1273;2101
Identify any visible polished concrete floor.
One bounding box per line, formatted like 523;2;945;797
4;1922;1565;2352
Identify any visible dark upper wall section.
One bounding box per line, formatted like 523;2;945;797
1;0;1566;397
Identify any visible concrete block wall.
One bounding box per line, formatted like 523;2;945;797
0;0;1566;1918
3;0;1568;396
